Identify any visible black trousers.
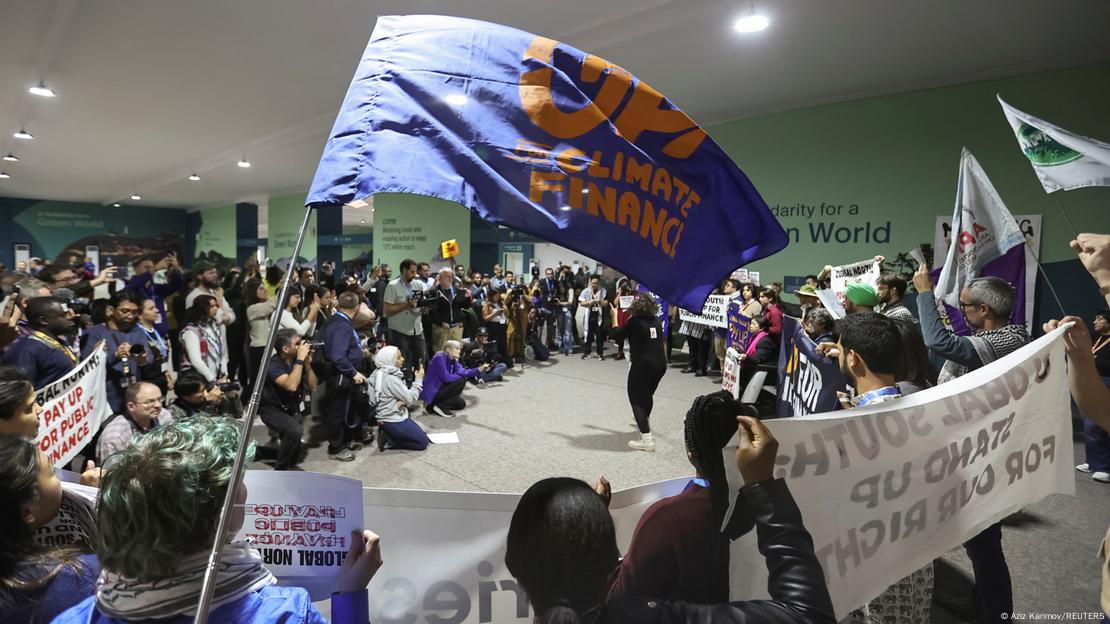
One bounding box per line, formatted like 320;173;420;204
320;383;355;454
686;335;711;372
487;323;509;362
246;346;266;393
430;378;466;410
259;404;303;470
964;522;1013;622
628;364;666;433
388;329;427;375
585;311;606;356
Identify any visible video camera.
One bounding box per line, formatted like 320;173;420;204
410;289;437;308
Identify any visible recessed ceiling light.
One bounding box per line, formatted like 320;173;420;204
0;172;10;179
444;94;468;106
28;83;56;98
237;159;251;168
360;218;366;224
560;205;571;211
733;14;770;33
113;203;121;207
13;129;33;140
2;154;17;162
130;194;142;200
188;173;201;181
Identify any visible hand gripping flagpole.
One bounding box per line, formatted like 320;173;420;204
194;203;317;624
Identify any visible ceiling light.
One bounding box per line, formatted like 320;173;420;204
237;159;251;168
733;13;770;33
13;129;33;140
2;154;17;162
560;205;571;211
113;203;121;207
0;172;10;179
188;173;201;181
444;94;468;106
130;194;142;200
360;218;366;224
28;83;56;98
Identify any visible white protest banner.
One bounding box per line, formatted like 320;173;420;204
727;326;1073;619
360;478;688;623
721;347;743;399
830;258;881;307
678;294;729;328
35;345;110;467
815;288;846;319
748;271;761;286
730;268;749;282
238;471;365;601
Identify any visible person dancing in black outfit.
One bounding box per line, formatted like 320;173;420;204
609;294;667;452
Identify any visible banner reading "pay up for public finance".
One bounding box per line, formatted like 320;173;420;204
727;325;1073;618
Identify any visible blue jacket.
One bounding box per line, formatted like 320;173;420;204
1;333;76;388
0;553;98;624
53;586;368;624
80;324;152;414
324;312;363;377
419;352;479;404
125;271;184;335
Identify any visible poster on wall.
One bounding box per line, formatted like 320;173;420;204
933;214;1040;333
373;194;472;271
194;204;238;269
267;194;318;270
4;199;183;269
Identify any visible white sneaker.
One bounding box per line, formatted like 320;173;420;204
1077;463;1091;473
628;433;655;452
1093;472;1110;483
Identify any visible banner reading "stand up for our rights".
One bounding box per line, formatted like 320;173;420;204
728;325;1074;619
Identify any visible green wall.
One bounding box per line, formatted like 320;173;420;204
267;193;317;263
194;204;236;262
708;62;1110;279
372;193;471;270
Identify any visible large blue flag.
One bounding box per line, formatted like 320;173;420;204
308;15;788;311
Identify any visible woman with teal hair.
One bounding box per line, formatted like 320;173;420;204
53;416;383;623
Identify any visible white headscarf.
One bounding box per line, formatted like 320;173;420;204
374;345;401;369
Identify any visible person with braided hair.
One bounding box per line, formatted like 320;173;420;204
608;294;667;452
609;391;755;603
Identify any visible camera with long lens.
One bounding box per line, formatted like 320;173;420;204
216;381;242;393
305;340;327;351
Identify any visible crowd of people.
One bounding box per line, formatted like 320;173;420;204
0;231;1109;623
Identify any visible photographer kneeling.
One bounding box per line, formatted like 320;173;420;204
462;327;508;383
259;329;317;471
421;340;487;418
168;370;232;420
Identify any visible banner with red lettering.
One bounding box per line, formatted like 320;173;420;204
237;471;365;600
35;345;109;467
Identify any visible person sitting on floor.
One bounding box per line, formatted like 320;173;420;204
369;346;429;452
420;340;487;418
0;435;99;624
53;416;383;624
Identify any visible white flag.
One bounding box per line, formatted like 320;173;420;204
933;149;1026;308
998;95;1110;193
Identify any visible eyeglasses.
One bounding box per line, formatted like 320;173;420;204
957;301;977;310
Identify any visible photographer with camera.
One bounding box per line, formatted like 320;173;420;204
258;329;317;470
81;291;150;414
430;268;470;353
383;258;430;376
462;327;509;382
322;291;370;462
167;370;230;420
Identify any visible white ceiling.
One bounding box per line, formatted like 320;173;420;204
1;0;1108;216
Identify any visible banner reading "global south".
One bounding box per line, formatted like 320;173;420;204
307;15;788;311
35;345;110;467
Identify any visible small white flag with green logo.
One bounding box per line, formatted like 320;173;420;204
998;95;1110;193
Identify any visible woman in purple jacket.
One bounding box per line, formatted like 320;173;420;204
421;340;488;418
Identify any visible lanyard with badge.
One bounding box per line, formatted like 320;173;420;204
142;325;170;372
31;331;78;364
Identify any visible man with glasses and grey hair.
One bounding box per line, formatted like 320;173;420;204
911;266;1028;623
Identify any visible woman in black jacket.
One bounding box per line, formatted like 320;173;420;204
608;294;667;452
737;315;777;392
505;416;836;624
